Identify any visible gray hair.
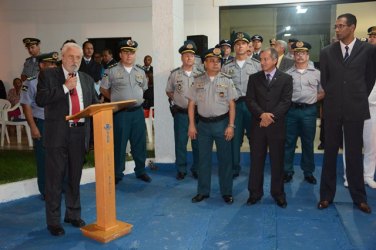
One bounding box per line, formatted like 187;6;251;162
276;40;288;53
260;48;279;60
61;42;83;57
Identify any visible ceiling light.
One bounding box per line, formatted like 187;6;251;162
296;5;307;14
284;33;291;37
285;26;291;31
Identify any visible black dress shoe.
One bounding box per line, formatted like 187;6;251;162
246;196;261;205
304;175;317;184
191;170;198;179
47;225;65;236
64;218;86;228
176;172;186;180
356;202;371;214
317;143;324;150
137;173;152;183
223;195;234;204
192;194;209;203
275;198;287;208
317;200;331;210
283;173;293;183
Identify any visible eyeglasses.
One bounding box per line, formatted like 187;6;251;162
334;24;349;30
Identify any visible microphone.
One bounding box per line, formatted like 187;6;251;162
69;71;77;95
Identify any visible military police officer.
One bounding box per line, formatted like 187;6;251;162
187;47;237;204
283;41;324;184
219;39;234;65
166;41;202;180
20;51;59;200
222;32;261;178
100;39;151;184
21;38;41;82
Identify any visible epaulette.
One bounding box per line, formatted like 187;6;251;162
194;72;205;78
224;58;234;65
22;84;29;92
250;57;260;63
107;62;118;69
27;75;37;81
170;67;180;73
220;72;231;79
135;64;144;70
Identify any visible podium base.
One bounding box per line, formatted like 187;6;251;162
80;221;133;243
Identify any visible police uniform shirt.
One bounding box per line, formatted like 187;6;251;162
286;64;322;104
187;72;238;117
101;63;147;106
22;57;39;78
222;57;261;97
165;65;203;109
20;75;44;119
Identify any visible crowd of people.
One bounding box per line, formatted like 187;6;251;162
9;12;376;237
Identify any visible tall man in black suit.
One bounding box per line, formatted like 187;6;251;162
245;48;293;208
79;41;102;83
318;13;376;214
36;42;98;236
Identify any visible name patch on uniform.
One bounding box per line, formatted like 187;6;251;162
136;74;143;82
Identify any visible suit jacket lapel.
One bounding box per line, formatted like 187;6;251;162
268;69;280;88
78;72;89;108
345;39;361;65
332;42;344;65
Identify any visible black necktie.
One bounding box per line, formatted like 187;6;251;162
266;74;271;85
344;46;349;61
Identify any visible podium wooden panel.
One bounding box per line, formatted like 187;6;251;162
66;100;136;243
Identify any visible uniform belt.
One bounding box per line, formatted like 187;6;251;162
125;106;142;112
68;122;85;127
291;102;316;109
198;112;229;123
173;105;188;114
235;96;246;103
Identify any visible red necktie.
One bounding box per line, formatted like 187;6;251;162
69;73;80;123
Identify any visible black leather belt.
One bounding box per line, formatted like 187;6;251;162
235;96;246;103
291;102;316;109
68;122;85;127
174;105;188;114
198;112;229;123
125;106;142;112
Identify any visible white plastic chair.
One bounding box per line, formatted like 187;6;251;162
0;99;11;144
145;107;154;143
0;101;33;147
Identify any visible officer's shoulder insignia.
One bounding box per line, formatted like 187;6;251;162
22;85;29;92
224;58;234;65
251;57;260;63
170;67;180;73
195;72;205;78
135;64;144;70
108;62;118;69
27;75;37;81
220;72;231;79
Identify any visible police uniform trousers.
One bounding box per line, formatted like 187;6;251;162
34;118;46;196
232;100;252;175
173;112;199;174
45;126;85;226
113;107;146;180
363;105;376;180
248;119;286;200
320;119;367;204
284;104;317;177
197;118;233;196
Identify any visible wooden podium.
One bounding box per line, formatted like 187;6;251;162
66;100;136;243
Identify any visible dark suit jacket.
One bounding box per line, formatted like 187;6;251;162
246;69;293;136
79;58;102;82
320;39;376;121
278;55;294;72
36;66;98;148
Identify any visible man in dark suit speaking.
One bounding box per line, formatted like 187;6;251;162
36;42;98;236
245;48;292;208
318;13;376;213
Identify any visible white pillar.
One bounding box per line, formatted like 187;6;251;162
152;0;184;163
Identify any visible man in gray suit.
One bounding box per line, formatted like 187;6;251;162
36;42;98;236
275;40;294;72
318;13;376;214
